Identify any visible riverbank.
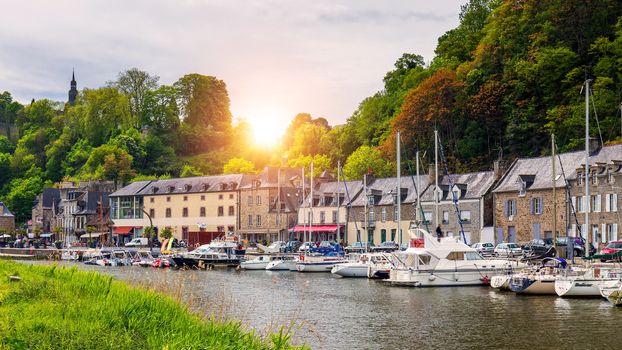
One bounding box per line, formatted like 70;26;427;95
0;260;305;350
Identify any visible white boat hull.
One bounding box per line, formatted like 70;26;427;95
510;277;557;295
490;275;511;291
555;279;609;297
385;268;499;287
241;261;269;270
331;263;368;277
266;259;296;271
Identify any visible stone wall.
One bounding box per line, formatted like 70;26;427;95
420;200;482;243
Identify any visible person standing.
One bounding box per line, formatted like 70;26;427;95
436;225;443;242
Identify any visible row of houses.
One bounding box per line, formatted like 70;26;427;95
32;144;622;248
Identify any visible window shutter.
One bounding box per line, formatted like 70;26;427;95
602;224;607;243
513;200;517;215
614;194;618;212
571;196;576;211
596;195;602;212
504;200;508;217
614;224;618;241
581;224;587;239
571;224;576;237
540;197;544;213
530;198;534;214
606;194;611;212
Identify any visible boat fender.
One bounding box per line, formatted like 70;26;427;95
428;274;436;281
481;276;490;285
300;255;304;261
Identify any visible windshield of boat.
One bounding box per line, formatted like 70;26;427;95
464;251;484;260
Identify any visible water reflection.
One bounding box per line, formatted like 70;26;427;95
28;262;622;350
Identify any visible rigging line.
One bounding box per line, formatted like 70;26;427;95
588;87;605;148
399;135;430;233
340;165;360;242
554;142;580;232
436;132;467;244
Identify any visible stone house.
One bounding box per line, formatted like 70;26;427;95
298;178;364;244
238;167;303;243
567;144;622;250
31;188;61;233
346;174;429;246
0;202;15;231
492;150;585;244
420;169;497;245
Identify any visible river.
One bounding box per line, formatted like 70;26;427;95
30;262;622;349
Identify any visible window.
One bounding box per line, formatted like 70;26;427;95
149;208;155;218
461;210;471;223
182;226;189;240
577;196;585;213
532;197;542;215
165;208;171;218
166;196;171;202
201;195;205;200
217;226;225;232
248;215;253;226
229;194;234;199
578;173;583;185
518;181;526;197
368;209;374;222
394;206;398;222
320;211;325;224
608;171;615;184
442;211;449;224
256;215;262;226
423;211;432;224
248;196;252;206
381;208;387;223
332;210;338;223
319;197;325;206
607;224;618;242
218;206;224;216
256;195;261;205
200;207;206;217
593;225;600;243
183;196;188;201
591;172;598;185
228;206;234;216
506;199;517;217
606;193;618;212
219;194;223;200
150;198;154;203
591;195;601;212
227;225;234;232
368;195;374;206
182;208;188;217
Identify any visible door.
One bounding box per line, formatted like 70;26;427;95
496;227;504;244
381;229;387;243
533;223;541;240
508;226;516;243
367;229;374;244
391;229;396;241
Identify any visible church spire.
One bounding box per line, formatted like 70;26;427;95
68;69;77;106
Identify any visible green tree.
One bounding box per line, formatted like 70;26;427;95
223;158;256;174
160;227;173;240
180;165;203;177
0;136;14;153
0;152;11;189
287;154;331;177
2;176;44;223
173;73;232;133
140;85;180;132
80;87;133;146
289;123;330;157
81;144;135;185
343;146;394;180
109;68;159;121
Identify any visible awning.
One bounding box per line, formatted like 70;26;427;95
113;226;136;235
80;232;105;239
39;233;54;238
291;224;344;233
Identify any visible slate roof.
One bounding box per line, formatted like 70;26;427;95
421;171;495;201
239;167;301;189
138;174;251;195
109;180;152;197
493;150;585;193
349;175;430;206
0;202;14;217
33;188;61;208
572;144;622;177
74;192;110;215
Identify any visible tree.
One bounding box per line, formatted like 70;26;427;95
0;152;11;189
2;176;44;223
109;68;159;121
80;87;133;146
287;154;331;177
173;74;232;133
289;123;330;157
180;165;203;177
160;227;173;240
223;158;256;174
140;85;179;132
343;146;394;180
81;144;135;185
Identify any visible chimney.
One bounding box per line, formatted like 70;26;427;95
589;137;600;155
493;160;506;180
428;164;437;185
364;172;375;186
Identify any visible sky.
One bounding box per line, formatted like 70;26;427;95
0;0;465;142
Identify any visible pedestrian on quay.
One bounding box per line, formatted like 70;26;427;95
436;225;443;242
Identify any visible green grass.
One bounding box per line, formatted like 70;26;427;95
0;261;307;350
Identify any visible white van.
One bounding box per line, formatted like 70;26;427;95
125;237;149;247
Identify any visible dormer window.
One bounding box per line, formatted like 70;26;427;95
229;182;237;190
518;180;526;197
168;186;175;193
202;183;209;191
185;184;192;192
608;170;615;184
578;172;583;185
253;180;261;188
368;195;375;206
151;187;159;194
319;197;325;206
220;183;227;190
591;172;598;185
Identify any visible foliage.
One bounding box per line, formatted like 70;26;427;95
0;261;305;350
223;158;256;174
2;176;44;223
109;68;159;119
180;164;204;177
343;146;394;180
287;154;331;177
160;226;173;239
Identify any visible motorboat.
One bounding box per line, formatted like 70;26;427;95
265;255;297;271
257;241;286;254
509;258;567;295
367;254;393;279
172;239;243;268
131;251;156;267
296;242;346;273
384;228;523;287
555;266;622;298
331;253;390;278
241;255;273;270
61;250;80;261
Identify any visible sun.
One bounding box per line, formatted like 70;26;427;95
247;109;286;147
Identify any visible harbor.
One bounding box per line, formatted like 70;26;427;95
25;257;622;350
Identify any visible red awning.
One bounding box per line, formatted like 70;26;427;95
113;226;136;235
291;224;344;233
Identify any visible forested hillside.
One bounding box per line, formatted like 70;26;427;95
2;0;622;223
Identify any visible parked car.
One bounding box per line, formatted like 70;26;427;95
125;237;148;247
372;241;399;252
600;241;622;255
471;242;495;256
494;243;522;257
344;241;375;253
521;239;556;258
544;237;596;257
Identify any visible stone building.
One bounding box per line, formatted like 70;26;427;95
0;202;15;231
238;167;303;243
420;170;497;245
492;150;584;244
31;188;61;233
297;178;364;244
567;144;622;250
345;174;429;246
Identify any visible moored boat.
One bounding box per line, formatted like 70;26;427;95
241;255;272;270
331;253;390;278
509;258;567;295
265;256;297;271
555;267;622;298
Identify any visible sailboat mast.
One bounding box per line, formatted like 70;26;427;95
585;79;590;257
416;151;421;224
434;130;439;231
302;166;306;242
397;130;402;246
310;162;314;243
552;134;557;251
364;172;367;243
337;160;341;244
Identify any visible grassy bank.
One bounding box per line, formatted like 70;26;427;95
0;261;305;350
